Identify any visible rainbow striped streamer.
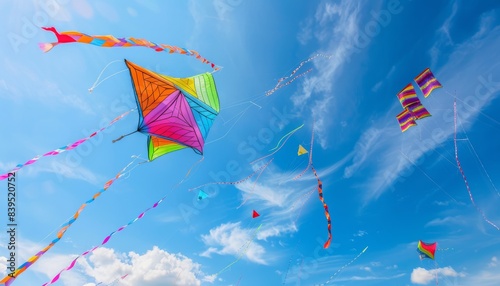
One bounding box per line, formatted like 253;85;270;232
0;109;133;181
414;68;442;97
42;193;168;285
396;108;417;132
40;27;220;71
0;161;135;286
396;83;420;108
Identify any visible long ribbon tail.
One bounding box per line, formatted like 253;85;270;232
42;193;168;285
251;123;304;165
453;99;499;230
311;165;332;249
188;159;272;192
320;246;369;285
265;53;331;96
269;124;304;151
0;109;134;181
0;160;136;286
40;27;220;72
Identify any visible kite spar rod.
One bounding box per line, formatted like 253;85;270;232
112;130;138;143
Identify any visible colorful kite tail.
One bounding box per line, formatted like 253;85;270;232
0;160;135;285
39;42;57;52
0;109;133;181
311;165;332;249
43;193;168;285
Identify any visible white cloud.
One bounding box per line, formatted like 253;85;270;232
411;266;464;285
200;222;267;265
0;256;7;275
81;246;203;286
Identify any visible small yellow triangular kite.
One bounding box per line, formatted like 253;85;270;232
297;145;308;156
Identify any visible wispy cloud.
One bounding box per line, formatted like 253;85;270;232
293;0;362;148
425;216;465;227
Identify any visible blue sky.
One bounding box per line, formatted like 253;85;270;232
1;1;500;285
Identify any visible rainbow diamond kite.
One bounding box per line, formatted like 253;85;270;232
122;60;220;161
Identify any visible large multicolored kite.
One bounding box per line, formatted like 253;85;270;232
116;60;220;161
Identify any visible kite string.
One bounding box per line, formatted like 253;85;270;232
188;159;273;192
42;191;169;285
0;159;137;286
453;99;499;230
237;158;273;209
399;151;458;203
292;188;316;225
88;59;126;92
457;119;500;197
172;156;205;188
318;246;369;286
281;239;302;286
0;109;134;181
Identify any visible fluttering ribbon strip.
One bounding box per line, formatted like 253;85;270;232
39;27;220;72
0;109;134;181
453;99;499;230
42;193;169;285
0;161;135;286
265;54;331;96
311;165;332;249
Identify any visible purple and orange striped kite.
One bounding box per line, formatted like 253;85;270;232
396;108;418;132
414;68;442;97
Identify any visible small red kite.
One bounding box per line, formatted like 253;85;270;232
252;210;260;218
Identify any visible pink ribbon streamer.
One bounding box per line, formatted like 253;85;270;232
0;109;134;180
